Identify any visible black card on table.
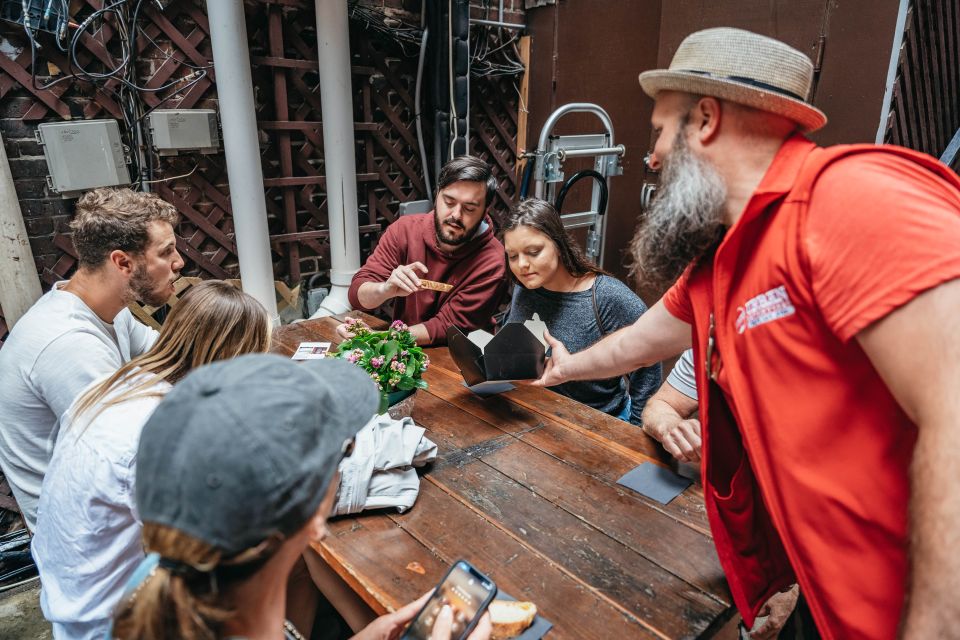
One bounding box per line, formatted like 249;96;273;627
617;462;692;505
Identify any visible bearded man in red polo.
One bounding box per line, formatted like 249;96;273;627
536;28;960;640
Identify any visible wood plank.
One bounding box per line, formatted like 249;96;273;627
422;354;671;464
269;225;381;244
262;173;379;187
469;441;726;599
258;120;379;132
389;481;661;639
317;515;442;614
425;457;728;638
413;392;507;449
408;393;723;600
413;371;722;552
513;418;710;531
415;364;710;530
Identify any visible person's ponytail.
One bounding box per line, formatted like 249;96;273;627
112;525;231;640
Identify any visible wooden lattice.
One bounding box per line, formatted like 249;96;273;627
883;0;960;167
127;276;300;330
1;0;522;303
469;72;521;220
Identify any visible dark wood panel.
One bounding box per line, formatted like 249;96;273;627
319;514;443;614
392;480;662;639
407;390;722;600
415;367;709;527
426;453;729;637
474;441;725;599
278;313;732;637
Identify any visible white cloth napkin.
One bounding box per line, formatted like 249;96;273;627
334;414;438;516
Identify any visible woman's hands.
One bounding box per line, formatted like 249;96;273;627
351;591;492;640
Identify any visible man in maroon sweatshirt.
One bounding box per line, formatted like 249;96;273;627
345;156;508;345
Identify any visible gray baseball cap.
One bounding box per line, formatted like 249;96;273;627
135;353;379;556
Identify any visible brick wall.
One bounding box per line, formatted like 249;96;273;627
1;100;73;286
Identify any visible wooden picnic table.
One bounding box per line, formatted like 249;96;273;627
272;313;733;639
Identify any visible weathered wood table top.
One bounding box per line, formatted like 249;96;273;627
272;313;732;639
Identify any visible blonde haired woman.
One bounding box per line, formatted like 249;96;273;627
31;281;271;640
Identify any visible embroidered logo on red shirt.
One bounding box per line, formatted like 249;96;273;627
735;285;797;334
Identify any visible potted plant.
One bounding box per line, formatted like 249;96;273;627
335;318;430;416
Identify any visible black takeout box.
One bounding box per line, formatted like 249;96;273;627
446;317;548;391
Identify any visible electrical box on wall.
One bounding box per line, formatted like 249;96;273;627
147;109;220;155
0;0;68;34
37;120;131;199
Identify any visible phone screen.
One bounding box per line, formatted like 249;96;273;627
403;561;497;640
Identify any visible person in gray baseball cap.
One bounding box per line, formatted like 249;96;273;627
111;353;491;640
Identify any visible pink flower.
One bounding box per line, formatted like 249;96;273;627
422;358;430;370
370;356;385;368
390;320;408;331
390;360;406;374
401;350;409;357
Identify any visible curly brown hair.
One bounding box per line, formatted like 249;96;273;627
71;188;179;269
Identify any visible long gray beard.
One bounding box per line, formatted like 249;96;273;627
629;134;727;290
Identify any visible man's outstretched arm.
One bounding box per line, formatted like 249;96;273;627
535;299;691;387
856;278;960;638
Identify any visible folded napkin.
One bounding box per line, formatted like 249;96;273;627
334;415;438;516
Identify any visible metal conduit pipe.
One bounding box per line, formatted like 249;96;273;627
310;0;362;318
0;132;42;326
557;144;624;161
205;0;279;324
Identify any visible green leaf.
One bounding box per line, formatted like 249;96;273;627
397;378;416;391
415;378;429;390
383;340;400;363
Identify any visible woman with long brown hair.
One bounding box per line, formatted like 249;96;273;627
31;280;271;640
501;198;662;424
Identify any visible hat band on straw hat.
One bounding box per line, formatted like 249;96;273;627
682;70;806;102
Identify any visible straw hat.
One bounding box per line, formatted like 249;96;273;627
638;27;827;132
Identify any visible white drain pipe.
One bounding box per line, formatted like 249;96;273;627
310;0;361;318
0;132;42;327
206;0;279;324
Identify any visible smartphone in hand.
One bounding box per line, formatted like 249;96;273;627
402;560;497;640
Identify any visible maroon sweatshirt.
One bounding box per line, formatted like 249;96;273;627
348;212;508;344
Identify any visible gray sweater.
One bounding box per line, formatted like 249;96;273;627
505;275;662;424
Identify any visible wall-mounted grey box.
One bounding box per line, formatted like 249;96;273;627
147;109;220;155
37;120;131;198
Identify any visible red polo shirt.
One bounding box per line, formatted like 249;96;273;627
663;135;960;639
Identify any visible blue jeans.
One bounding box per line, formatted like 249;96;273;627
615;396;632;422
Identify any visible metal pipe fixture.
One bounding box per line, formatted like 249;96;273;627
310;0;362;318
205;0;279;323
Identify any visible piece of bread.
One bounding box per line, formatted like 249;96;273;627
419;279;454;292
488;600;537;639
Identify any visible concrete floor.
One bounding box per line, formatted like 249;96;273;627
0;580;49;640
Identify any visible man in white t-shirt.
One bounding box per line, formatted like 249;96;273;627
0;187;183;529
641;350;701;463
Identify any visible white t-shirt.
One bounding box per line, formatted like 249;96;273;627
666;349;698;400
32;374;169;640
0;282;157;529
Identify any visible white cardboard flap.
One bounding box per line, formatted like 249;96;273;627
523;313;548;348
466;329;496;350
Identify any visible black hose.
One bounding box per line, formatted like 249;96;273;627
554;169;608;216
518;157;535;199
